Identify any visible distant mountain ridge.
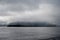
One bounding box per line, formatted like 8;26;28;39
7;22;57;27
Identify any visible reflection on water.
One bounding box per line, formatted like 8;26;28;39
0;27;60;40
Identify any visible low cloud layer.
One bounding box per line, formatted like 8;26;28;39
0;0;60;24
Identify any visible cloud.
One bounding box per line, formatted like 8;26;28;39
11;3;59;24
0;0;60;24
0;16;13;22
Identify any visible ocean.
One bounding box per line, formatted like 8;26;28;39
0;27;60;40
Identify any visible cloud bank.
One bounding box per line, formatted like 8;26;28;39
0;0;60;24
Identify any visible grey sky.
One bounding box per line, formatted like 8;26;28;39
0;0;60;24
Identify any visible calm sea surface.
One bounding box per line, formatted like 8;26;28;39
0;27;60;40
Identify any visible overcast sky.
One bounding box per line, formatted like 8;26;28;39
0;0;60;24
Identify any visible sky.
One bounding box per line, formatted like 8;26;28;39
0;0;60;24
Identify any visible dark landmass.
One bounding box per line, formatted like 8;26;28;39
7;22;57;27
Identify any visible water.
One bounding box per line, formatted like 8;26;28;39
0;27;60;40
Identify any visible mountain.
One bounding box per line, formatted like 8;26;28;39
7;22;57;27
